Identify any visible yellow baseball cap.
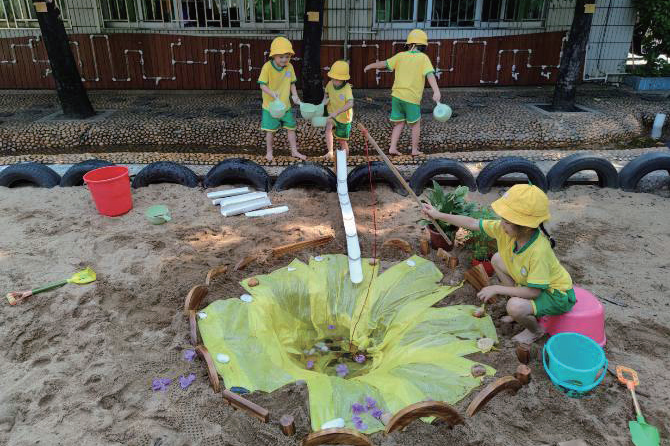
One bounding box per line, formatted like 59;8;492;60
491;184;550;228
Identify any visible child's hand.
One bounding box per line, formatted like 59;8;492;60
432;91;442;104
322;97;330;105
477;286;499;303
422;203;440;219
328;112;337;120
364;64;372;73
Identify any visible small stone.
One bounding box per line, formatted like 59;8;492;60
247;278;259;287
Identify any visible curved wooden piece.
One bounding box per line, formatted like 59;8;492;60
382;238;412;254
195;345;221;393
466;376;522;417
302;428;373;446
183;285;209;315
384;401;464;434
205;264;228;286
234;255;257;271
188;310;199;345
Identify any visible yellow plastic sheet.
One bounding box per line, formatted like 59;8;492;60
198;254;498;433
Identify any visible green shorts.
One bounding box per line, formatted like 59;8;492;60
332;120;352;140
532;288;576;318
261;108;297;132
390;96;421;124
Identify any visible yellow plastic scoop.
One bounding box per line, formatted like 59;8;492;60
6;267;97;305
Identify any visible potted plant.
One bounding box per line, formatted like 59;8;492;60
419;182;477;251
465;205;498;276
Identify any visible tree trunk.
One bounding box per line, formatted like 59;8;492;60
36;0;95;119
301;0;325;105
551;0;594;111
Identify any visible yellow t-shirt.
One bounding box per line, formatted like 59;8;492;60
385;51;435;105
325;80;354;124
258;60;297;110
480;220;572;293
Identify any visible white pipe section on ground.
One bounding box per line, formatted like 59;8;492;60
245;206;289;217
207;187;250;199
651;113;667;139
221;197;271;217
336;150;363;284
213;191;267;206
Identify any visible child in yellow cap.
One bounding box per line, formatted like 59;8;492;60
363;29;441;156
258;36;306;162
321;60;354;160
422;184;575;344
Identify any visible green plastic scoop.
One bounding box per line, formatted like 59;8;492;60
617;366;660;446
6;267;97;305
146;204;171;225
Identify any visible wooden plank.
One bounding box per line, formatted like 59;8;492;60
222;389;270;422
384;401;464;434
272;235;334;257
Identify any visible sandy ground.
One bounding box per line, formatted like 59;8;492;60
0;183;669;446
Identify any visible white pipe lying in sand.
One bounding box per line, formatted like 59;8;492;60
213;192;267;206
221;197;271;217
336;150;363;284
245;206;289;217
651;113;667;139
207;187;250;199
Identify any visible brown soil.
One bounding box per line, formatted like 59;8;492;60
0;184;668;446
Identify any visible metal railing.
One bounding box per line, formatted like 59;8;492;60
0;0;70;28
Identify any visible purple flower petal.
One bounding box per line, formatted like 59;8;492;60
354;421;368;431
152;377;172;391
183;349;196;362
354;354;366;364
335;364;348;377
365;396;377;409
328;325;335;330
306;360;315;370
178;373;196;389
371;408;383;419
352;416;362;424
351;403;365;415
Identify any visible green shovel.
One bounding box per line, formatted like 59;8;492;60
617;366;660;446
6;267;97;305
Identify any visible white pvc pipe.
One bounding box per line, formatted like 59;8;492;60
651;113;667;139
213;192;267;206
336;150;363;284
221;197;271;217
245;206;289;217
207;187;250;199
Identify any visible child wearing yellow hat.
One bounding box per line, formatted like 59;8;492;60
321;60;354;160
422;184;575;344
363;29;441;156
258;36;306;162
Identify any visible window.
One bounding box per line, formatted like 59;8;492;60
374;0;546;27
0;0;70;28
100;0;304;28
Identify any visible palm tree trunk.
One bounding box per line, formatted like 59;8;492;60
301;0;325;105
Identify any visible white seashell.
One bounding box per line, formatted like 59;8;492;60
287;266;296;271
216;353;230;363
406;259;416;267
197;312;207;319
321;418;345;429
314;256;324;262
240;294;253;303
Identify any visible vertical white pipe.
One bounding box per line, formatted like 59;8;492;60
336;150;363;284
651;113;667;140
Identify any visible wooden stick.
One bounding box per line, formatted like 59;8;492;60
222;389;270;423
272;235;334;257
234;255;257;271
205;264;228;286
357;123;453;248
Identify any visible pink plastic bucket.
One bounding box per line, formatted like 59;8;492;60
539;287;606;347
83;166;133;217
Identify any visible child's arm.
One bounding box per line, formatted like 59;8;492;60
290;83;301;104
364;61;387;72
321;93;329;105
328;99;354;120
478;285;541;303
260;84;277;99
422;204;479;231
427;73;441;103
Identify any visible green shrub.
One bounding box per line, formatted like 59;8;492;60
630;0;670;76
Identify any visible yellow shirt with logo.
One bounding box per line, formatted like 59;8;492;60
385;51;435;105
258;60;297;110
325;81;354;124
480;220;572;293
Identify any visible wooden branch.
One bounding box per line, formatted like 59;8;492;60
382;238;412;254
183;285;209;315
384;401;464;434
515;364;531;385
272;235;334;258
466;376;522;417
195;345;221;393
222;389;270;423
357;123;453;247
280;414;296;436
188;310;199;345
302;428;373;446
205;264;228;286
234;255;257;271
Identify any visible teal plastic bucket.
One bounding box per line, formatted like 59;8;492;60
300;102;317;119
543;332;607;398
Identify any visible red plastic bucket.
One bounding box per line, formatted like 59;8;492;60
83;166;133;217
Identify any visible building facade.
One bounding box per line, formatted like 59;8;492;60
0;0;635;89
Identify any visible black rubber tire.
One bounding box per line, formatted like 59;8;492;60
0;162;60;188
60;159;115;187
476;157;547;193
619;152;670;192
409;158;477;194
131;161;200;188
203;158;270;192
546;153;619;191
347;161;408;196
273;162;336;192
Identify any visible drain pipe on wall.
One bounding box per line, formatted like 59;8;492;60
336;150;363;284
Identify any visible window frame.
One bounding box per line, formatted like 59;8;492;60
0;0;71;29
